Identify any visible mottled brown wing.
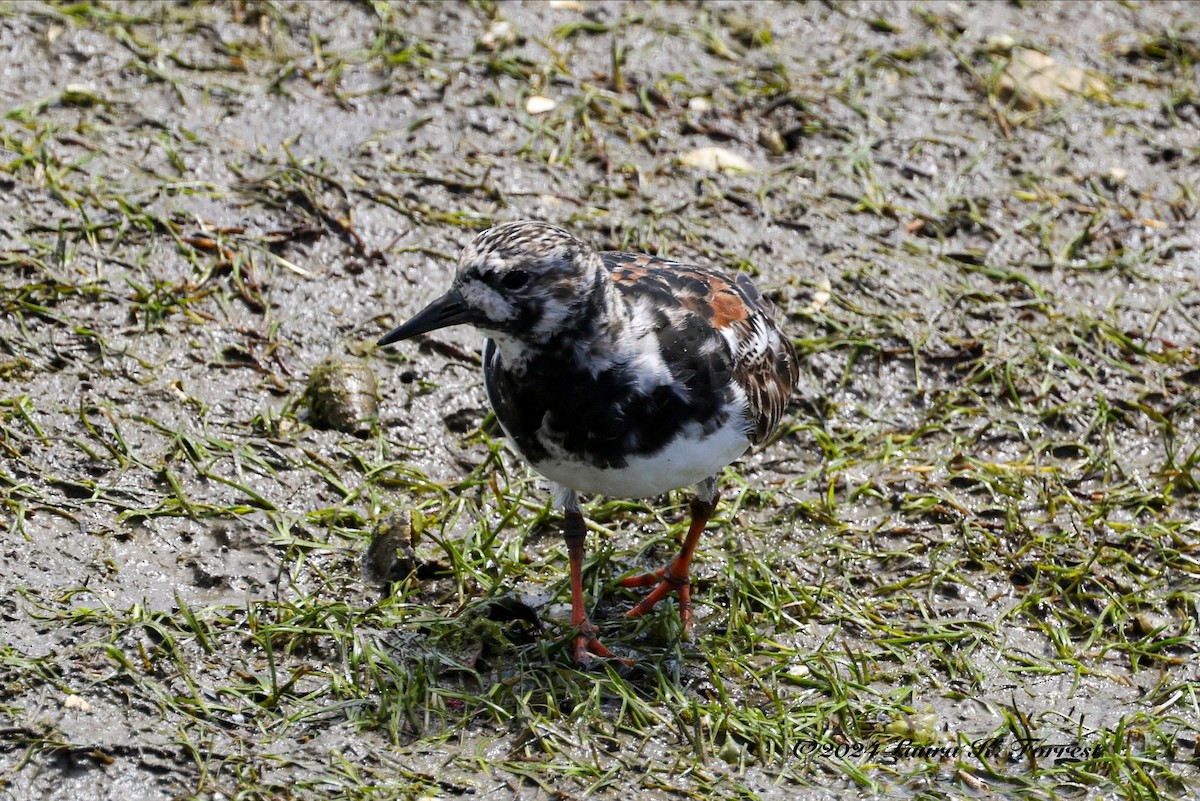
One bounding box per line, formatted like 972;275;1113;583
722;272;799;444
606;252;799;445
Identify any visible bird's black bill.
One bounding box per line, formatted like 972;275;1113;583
377;291;478;346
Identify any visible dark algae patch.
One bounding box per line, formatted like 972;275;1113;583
1;2;1197;800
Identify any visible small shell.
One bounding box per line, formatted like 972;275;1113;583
63;694;93;713
998;48;1108;109
525;95;558;115
305;360;378;434
758;126;787;155
480;19;518;51
801;277;833;315
364;511;415;584
679;146;755;173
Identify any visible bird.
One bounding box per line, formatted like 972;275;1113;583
377;221;799;665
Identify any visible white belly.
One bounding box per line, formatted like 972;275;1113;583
527;418;751;498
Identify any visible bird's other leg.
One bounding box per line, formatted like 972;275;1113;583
620;477;719;632
559;488;621;665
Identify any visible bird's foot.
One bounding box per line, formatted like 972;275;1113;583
620;567;693;631
570;619;632;668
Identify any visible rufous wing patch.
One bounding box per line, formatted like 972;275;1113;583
707;286;749;328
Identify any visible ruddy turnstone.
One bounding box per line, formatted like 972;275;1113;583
378;221;799;665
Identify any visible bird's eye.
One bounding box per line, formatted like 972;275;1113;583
500;270;530;290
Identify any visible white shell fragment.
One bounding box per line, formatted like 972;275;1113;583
679;147;754;173
999;48;1108;108
525;95;557;115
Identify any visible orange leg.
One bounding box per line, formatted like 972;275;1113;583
563;508;625;666
619;492;718;632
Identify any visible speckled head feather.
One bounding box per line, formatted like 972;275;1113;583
451;222;610;346
377;222;609;349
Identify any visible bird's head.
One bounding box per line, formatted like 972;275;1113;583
377;222;606;350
